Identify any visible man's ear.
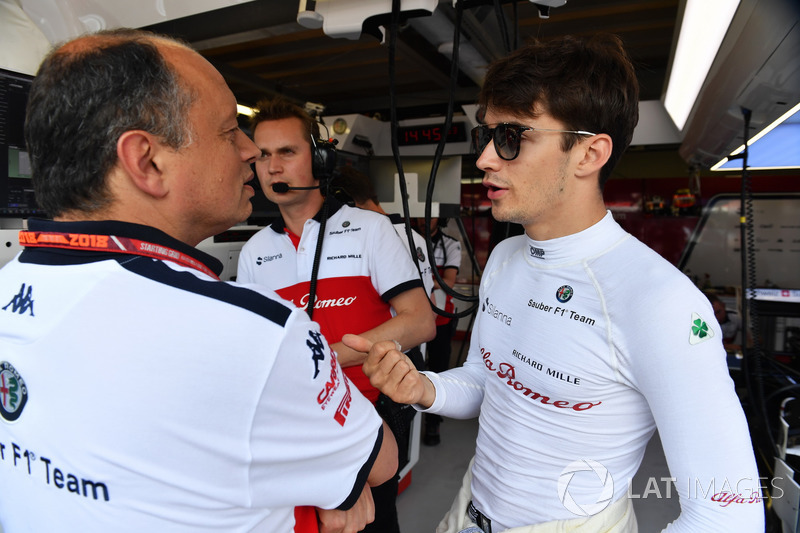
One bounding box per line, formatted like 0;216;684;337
116;130;169;198
575;133;612;178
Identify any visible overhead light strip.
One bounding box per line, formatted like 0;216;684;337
711;101;800;171
664;0;740;131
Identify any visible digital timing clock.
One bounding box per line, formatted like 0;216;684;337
397;122;468;146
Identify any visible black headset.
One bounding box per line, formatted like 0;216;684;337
306;133;337;320
310;135;338;187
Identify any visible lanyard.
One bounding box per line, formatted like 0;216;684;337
19;230;220;280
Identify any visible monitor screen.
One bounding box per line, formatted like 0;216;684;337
368;155;463;218
0;67;43;218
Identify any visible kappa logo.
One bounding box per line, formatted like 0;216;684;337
306;330;326;378
689;312;715;345
0;362;28;422
3;283;35;317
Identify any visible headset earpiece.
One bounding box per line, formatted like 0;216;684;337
310;135;338;185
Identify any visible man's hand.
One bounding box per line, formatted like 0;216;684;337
342;334;435;408
329;340;364;368
317;484;375;533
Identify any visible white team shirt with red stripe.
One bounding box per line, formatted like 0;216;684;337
237;201;423;402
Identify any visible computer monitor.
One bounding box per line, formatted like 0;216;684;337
368;155;463;218
0;67;43;219
753;289;800;360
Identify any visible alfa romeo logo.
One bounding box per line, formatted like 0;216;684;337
0;361;28;423
556;285;573;303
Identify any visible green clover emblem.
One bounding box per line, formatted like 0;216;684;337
692;318;708;338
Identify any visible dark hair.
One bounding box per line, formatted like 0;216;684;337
478;34;639;188
332;166;377;205
25;29;195;217
250;96;321;143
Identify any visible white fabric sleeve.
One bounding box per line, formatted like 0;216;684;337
442;234;462;271
415;291;488;419
246;308;383;510
368;214;422;299
622;285;764;532
236;239;256;284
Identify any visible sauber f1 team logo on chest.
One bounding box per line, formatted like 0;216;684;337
0;362;28;422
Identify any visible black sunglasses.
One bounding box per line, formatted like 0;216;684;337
471;123;596;161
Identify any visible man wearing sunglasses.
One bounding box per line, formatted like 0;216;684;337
357;34;763;532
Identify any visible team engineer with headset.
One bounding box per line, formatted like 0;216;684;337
236;96;436;533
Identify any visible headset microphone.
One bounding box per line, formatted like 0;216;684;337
271;183;321;193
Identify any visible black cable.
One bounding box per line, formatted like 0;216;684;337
455;216;483;279
388;0;479;320
305;135;333;320
734;107;778;459
423;0;478;312
512;0;519;50
493;0;512;54
386;0;427;299
386;0;433;306
305;193;329;320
